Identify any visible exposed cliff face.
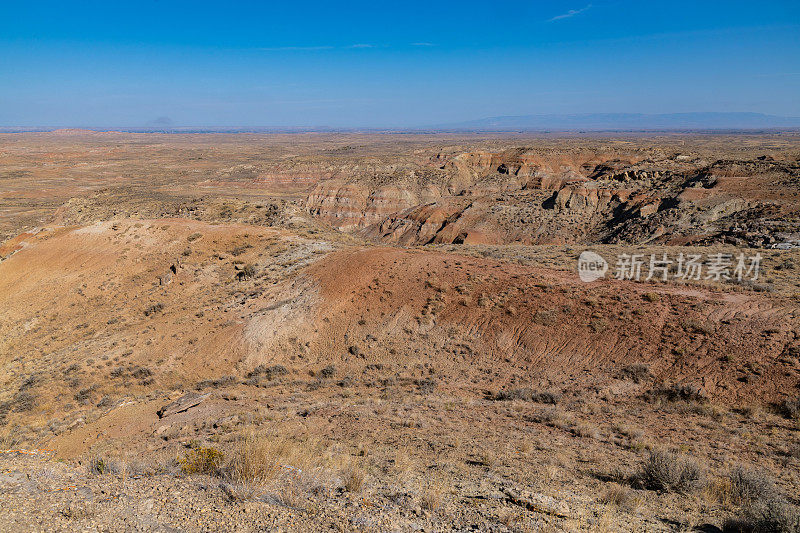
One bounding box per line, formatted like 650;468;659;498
364;200;474;245
302;148;800;247
305;183;440;231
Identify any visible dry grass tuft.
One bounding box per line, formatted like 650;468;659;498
420;475;446;511
0;427;23;449
572;422;600;439
224;432;329;486
226;434;292;484
341;462;365;493
599;484;640;512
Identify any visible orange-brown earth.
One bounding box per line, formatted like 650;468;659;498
1;133;800;531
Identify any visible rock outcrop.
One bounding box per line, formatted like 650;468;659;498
303;148;800;247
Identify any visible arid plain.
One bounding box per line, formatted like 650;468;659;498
1;131;799;531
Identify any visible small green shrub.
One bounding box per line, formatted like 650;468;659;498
180;446;224;475
89;457;119;475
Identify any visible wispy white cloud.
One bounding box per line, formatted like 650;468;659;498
411;42;435;47
256;45;334;51
754;71;800;78
253;43;381;52
547;4;592;22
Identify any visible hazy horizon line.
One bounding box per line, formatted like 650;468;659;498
2;111;800;134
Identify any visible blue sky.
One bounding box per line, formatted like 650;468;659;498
1;1;798;127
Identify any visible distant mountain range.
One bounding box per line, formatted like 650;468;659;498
430;112;800;131
4;112;800;134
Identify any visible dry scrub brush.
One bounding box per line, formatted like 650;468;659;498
722;465;800;533
636;449;704;493
727;465;780;505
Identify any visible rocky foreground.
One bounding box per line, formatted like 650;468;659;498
0;450;626;532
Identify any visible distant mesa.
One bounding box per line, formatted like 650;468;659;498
50;128;100;135
145;116;175;128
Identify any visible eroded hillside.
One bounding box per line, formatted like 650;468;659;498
304;146;800;247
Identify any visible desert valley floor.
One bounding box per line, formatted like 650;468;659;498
0;131;799;531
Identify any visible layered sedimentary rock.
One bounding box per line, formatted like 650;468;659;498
303;148;800;247
305;183;437;230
